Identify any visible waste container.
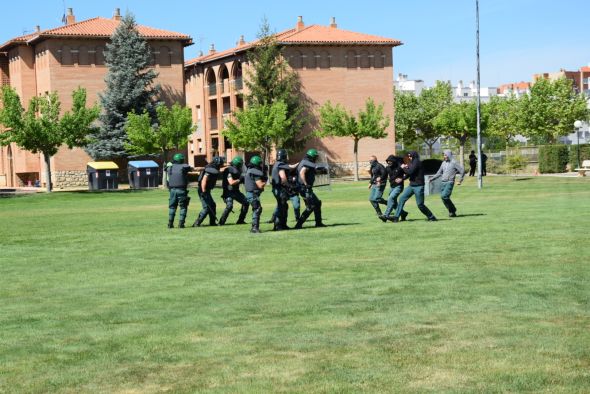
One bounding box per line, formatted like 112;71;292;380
423;159;443;196
87;161;119;190
128;160;160;189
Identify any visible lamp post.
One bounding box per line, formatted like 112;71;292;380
475;0;483;189
574;120;583;169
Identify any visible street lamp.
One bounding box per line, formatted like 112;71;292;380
574;120;583;169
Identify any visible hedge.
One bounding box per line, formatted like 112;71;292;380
538;145;569;173
568;144;590;169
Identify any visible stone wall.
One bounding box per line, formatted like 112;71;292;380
53;170;87;189
329;161;371;178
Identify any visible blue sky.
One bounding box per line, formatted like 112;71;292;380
2;0;588;87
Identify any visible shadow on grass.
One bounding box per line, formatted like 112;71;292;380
292;222;360;230
66;189;156;194
456;213;486;217
513;177;533;181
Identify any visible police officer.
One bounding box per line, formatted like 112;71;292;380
192;156;224;227
294;148;327;229
368;155;388;221
383;154;408;222
271;149;298;231
219;156;249;225
268;166;301;226
167;153;192;228
244;155;266;233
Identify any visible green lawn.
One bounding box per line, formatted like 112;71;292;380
1;176;589;393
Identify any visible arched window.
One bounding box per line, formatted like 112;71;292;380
289;50;303;69
346;50;357;69
158;46;171;67
78;46;89;66
95;46;105;66
206;68;217;96
374;50;385;68
359;50;371;68
319;50;330;69
231;61;243;90
61;46;73;66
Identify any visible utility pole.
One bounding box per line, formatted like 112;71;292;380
475;0;483;189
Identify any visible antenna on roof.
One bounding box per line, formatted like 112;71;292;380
61;0;67;24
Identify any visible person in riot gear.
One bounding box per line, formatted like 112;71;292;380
368;155;388;221
270;149;299;231
294;148;327;229
167;153;192;228
244;155;267;233
382;154;408;222
219;156;249;225
192;156;224;227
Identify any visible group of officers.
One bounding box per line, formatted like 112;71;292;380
166;148;328;233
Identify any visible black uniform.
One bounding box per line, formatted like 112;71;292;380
368;159;387;216
294;158;326;228
193;163;220;226
271;160;292;230
167;163;191;227
245;165;266;232
219;164;249;225
468;151;477;177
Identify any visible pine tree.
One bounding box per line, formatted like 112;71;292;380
86;13;159;160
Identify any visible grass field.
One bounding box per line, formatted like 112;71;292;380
1;176;589;393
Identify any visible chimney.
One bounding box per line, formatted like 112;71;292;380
330;17;337;28
113;8;121;21
209;43;216;55
296;16;304;31
35;25;41;33
238;35;246;46
198;50;203;57
66;8;75;25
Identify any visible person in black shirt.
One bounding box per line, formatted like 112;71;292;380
167;153;192;228
468;150;477;177
391;151;437;222
382;155;408;221
219;156;249;225
368;155;388;221
294;149;327;229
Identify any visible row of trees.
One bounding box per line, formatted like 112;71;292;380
395;78;589;164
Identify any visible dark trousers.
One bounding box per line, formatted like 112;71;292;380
272;187;289;228
469;163;476;176
394;184;435;219
297;187;322;226
246;191;262;229
220;190;249;224
369;184;387;215
383;185;406;217
168;188;189;224
197;189;217;225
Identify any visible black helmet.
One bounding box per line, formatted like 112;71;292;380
276;149;288;162
212;156;225;167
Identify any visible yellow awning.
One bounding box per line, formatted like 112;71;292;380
87;161;119;170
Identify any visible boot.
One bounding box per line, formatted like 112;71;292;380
192;213;206;227
178;221;185;228
219;209;230;226
168;220;174;229
295;209;312;229
250;225;261;233
266;213;276;224
236;205;248;224
400;211;408;221
314;206;326;227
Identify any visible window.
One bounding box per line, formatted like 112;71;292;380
158;46;171;67
346;50;357;69
60;46;73;66
289;50;303;69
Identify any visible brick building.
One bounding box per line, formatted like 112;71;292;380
184;17;402;172
533;65;590;95
0;8;192;188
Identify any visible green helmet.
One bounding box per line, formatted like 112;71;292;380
172;153;184;163
249;155;262;167
306;148;319;161
231;156;244;167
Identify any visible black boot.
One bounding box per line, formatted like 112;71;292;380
168;220;174;229
178;221;185;228
192;213;206;227
400;211;408;221
219;209;230;226
266;213;276;224
236;205;248;224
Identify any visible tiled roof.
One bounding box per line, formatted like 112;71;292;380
185;24;402;67
1;17;192;51
581;66;590;72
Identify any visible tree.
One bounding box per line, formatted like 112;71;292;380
0;86;99;192
519;77;588;144
434;101;481;164
224;101;292;162
394;81;452;157
229;18;306;158
125;103;194;182
487;94;521;147
86;13;159;160
315;98;390;181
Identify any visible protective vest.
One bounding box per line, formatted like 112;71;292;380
271;161;291;187
245;167;264;193
167;164;190;188
198;164;220;191
222;165;242;192
297;158;317;187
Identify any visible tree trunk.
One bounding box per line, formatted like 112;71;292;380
162;149;169;186
353;138;359;182
43;153;52;192
459;135;466;167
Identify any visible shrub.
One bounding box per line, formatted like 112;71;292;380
568;144;590;169
506;154;528;175
538;145;569;173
